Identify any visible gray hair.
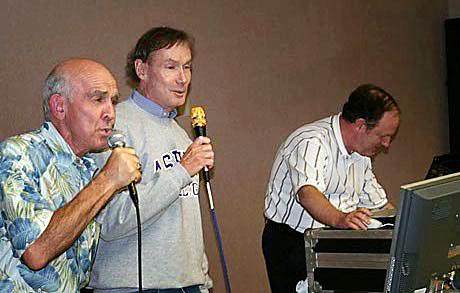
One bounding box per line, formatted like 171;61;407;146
42;69;71;120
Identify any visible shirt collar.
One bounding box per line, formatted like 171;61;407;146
332;113;365;161
131;90;177;118
332;113;349;156
40;121;96;174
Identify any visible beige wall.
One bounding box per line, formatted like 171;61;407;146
0;1;449;292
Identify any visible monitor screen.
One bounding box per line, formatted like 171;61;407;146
384;172;460;292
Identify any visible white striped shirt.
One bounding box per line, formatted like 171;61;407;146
264;114;388;233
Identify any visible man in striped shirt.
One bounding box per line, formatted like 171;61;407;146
262;84;400;292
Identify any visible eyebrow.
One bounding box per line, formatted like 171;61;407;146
164;57;192;64
86;89;108;97
86;90;120;102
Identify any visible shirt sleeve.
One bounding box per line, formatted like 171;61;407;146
357;158;388;209
0;144;53;259
286;138;328;199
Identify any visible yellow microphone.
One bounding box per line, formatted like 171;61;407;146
191;106;207;136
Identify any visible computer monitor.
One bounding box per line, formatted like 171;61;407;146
384;172;460;292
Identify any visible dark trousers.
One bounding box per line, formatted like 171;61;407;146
142;285;200;293
262;219;307;293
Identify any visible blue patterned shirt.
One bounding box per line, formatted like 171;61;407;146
0;122;99;292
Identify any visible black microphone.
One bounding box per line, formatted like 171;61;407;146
191;106;210;183
107;130;139;205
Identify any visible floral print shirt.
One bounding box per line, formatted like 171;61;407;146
0;122;99;292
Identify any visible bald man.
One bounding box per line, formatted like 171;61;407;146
0;58;141;292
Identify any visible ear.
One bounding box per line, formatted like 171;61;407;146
354;118;368;133
48;94;67;120
134;59;147;81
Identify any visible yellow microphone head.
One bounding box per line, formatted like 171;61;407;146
191;106;206;128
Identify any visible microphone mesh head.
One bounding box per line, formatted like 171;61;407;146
191;106;206;128
107;129;126;148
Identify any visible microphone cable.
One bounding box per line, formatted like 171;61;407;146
128;178;142;293
205;181;232;293
133;197;142;293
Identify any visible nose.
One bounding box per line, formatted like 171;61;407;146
177;67;189;85
103;102;115;123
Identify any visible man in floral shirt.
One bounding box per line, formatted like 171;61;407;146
0;58;141;292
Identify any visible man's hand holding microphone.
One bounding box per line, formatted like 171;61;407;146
180;136;214;177
96;130;142;198
100;147;141;193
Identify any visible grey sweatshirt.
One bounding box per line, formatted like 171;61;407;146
89;94;211;292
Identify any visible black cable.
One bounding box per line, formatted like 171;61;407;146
210;209;231;293
134;201;142;292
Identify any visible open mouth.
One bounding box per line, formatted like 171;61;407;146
171;90;186;97
100;128;113;136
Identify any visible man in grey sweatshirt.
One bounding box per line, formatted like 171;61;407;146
89;27;214;293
